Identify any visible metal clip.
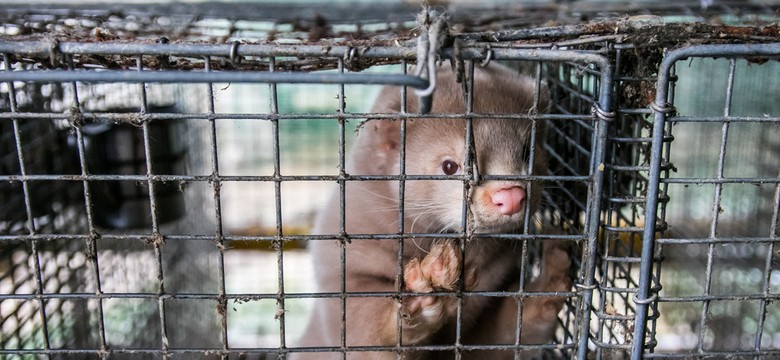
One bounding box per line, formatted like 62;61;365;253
479;48;494;68
592;105;616;122
650;101;676;115
229;40;242;66
632;292;658;305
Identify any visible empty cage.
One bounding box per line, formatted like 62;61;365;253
0;1;779;360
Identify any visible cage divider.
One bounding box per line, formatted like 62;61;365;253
456;59;477;360
65;53;98;356
4;52;53;360
336;56;348;360
573;53;613;360
395;59;408;359
696;57;736;354
202;54;231;357
335;56;348;359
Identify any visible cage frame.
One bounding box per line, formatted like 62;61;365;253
0;3;779;359
0;37;615;358
635;42;780;359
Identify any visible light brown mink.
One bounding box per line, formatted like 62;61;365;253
292;62;572;360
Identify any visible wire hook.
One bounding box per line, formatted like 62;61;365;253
479;48;493;68
229;40;242;66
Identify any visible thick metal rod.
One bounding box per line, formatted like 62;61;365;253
0;70;431;87
575;58;613;360
0;40;611;62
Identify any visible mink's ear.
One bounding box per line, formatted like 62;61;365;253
361;83;418;155
352;117;404;175
361;119;401;154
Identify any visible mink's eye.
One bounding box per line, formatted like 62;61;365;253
441;160;460;175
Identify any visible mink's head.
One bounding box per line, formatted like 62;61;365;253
354;62;549;233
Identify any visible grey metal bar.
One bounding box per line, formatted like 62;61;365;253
457;60;477;360
394;60;408;359
0;233;596;243
667;115;780;123
574;53;613;360
3;53;53;360
75;54;107;359
0;111;592;121
631;42;780;359
661;177;780;184
0;285;578;299
658;292;780;302
0;288;616;301
0;39;616;66
270;55;287;358
0;173;593;183
139;83;172;360
695;57;736;355
515;61;543;358
642;350;780;359
595;53;612;358
0;341;611;358
0;70;430;87
0;41;420;59
203;55;230;357
1;232;587;243
337;59;348;360
655;236;780;245
627;44;669;356
0;344;531;357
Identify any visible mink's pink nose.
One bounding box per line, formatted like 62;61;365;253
490;186;526;216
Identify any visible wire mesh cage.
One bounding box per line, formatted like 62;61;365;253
0;1;779;360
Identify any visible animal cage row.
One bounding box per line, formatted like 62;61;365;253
1;2;779;360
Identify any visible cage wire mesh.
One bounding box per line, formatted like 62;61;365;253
0;1;779;360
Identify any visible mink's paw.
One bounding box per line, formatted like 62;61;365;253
539;241;572;292
401;241;476;320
